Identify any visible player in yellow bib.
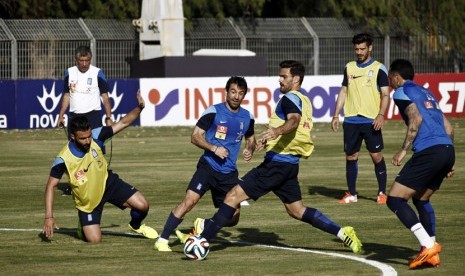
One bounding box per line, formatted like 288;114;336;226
332;33;390;205
43;91;158;243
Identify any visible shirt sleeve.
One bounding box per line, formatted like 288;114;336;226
341;66;348;87
281;94;302;116
377;65;389;87
63;71;70;93
50;158;66;179
97;70;110;94
245;118;255;137
196;112;215;131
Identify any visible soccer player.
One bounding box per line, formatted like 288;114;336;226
198;60;363;256
387;59;455;269
43;91;158;243
331;33;390;204
154;76;256;252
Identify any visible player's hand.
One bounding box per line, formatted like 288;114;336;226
43;217;59;239
260;127;279;142
57;117;65;128
372;115;385;131
214;146;228;160
243;148;253;162
391;149;407;166
255;138;266;152
446;166;455;178
331;117;339;131
136;90;145;110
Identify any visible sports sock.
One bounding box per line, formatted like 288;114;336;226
386;196;419;229
374;158;387;194
412;198;436;238
202;203;236;240
411;223;435;248
301;207;339;235
160;212;183;240
346;159;358;195
129;209;148;230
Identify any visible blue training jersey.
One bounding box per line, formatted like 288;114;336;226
393;80;452;152
200;103;254;173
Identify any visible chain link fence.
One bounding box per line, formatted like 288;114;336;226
0;17;462;80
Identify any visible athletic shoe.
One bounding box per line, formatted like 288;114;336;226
408;242;442;269
341;226;363;253
338;192;358;204
175;229;193;244
377;192;387;204
154;239;172;252
425;253;440;267
193;218;205;235
128;224;159;239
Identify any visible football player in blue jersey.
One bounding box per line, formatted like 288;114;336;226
197;60;363;256
155;76;256;252
387;59;455;269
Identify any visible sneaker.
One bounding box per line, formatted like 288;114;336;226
128;224;159;239
175;229;193;244
154;239;172;252
193;218;205;235
338;192;358;204
408;242;442;269
425;253;440;267
377;192;387;204
341;226;363;253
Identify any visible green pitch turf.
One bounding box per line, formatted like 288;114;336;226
0;120;463;275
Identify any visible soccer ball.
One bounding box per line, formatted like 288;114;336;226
183;235;210;260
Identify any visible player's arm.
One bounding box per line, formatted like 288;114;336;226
57;92;70;128
392;102;422;166
372;85;390;131
260;96;301;142
43;175;60;238
243;119;256;162
332;85;347;132
110;90;144;135
443;114;455;177
101;92;113;126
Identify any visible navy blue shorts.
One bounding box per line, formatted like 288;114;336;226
395;145;455;192
187;157;239;208
239;160;301;203
343;122;384;154
78;171;138;226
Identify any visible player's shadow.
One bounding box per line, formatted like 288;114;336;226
308;185;377;203
355;241;419;266
38;224;147;242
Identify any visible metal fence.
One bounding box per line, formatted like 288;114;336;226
0;17;463;80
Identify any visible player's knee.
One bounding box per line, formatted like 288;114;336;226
386;196;405;213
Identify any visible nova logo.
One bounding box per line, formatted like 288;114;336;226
148;88;179;120
108;82;123;112
36;82;62;112
30;82;63;128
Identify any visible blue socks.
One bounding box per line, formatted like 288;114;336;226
160;212;183;240
374;158;387;194
413;198;436;237
301;207;340;235
346;160;358;195
202;203;236;240
129;209;148;230
387;196;419;229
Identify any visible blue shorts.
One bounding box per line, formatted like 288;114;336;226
395;145;455;192
239;160;301;203
187;157;239;208
78;171;138;226
343;122;384;155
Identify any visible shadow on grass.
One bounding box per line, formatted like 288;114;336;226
38;224;147;242
308;185;379;203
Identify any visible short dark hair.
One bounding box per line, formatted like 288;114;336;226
70;116;91;136
352;33;373;46
226;76;248;93
75;45;92;59
279;60;305;84
389;59;415;80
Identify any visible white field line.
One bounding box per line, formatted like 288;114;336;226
1;227;397;275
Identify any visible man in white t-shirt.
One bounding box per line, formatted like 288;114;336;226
58;46;113;135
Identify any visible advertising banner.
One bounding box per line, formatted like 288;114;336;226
0;80;16;129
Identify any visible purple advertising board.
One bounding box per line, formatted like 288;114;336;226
0;79;140;129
